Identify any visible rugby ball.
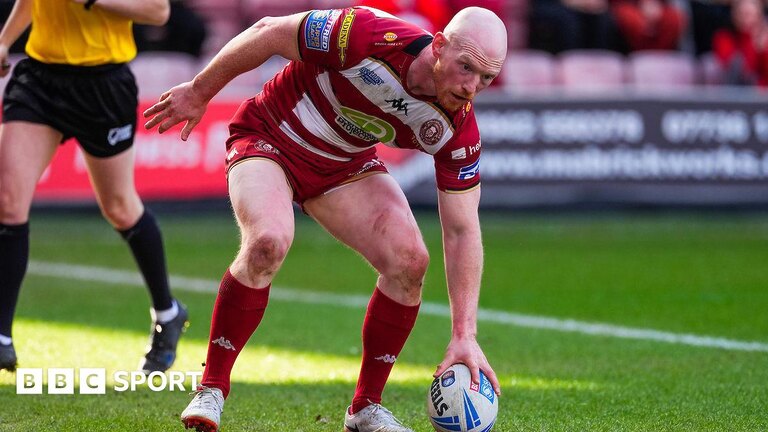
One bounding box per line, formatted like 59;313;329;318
427;364;498;432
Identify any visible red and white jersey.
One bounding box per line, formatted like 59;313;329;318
251;6;482;192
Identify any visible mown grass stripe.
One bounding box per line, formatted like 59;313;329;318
28;260;768;353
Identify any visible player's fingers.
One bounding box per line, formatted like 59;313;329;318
180;117;201;141
433;361;448;378
482;364;502;395
143;98;171;118
158;116;181;134
468;362;481;386
144;111;169;130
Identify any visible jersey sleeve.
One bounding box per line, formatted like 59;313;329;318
433;109;482;193
298;7;375;70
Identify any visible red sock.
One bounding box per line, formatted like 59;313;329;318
201;269;269;398
351;288;420;413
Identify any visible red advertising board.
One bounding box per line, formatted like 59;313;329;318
31;101;415;203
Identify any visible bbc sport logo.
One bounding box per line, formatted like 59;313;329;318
16;368;202;395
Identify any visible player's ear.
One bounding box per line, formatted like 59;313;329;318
432;32;448;58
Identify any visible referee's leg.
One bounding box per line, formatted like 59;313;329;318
0;121;61;371
84;148;187;373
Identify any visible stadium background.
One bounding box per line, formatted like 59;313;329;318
0;1;766;431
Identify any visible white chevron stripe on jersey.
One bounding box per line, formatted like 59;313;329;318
340;58;454;155
292;93;372;154
279;120;351;162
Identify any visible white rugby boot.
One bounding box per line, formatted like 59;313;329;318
343;403;414;432
181;385;224;432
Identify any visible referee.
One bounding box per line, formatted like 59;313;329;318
0;0;189;374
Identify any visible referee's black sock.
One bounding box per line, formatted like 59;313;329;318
118;211;174;313
0;222;30;339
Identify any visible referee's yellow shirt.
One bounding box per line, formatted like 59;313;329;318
26;0;136;66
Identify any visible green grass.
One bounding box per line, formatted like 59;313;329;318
0;211;767;431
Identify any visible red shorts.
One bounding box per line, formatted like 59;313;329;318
225;99;388;205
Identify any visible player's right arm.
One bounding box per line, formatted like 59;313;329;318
0;0;32;77
143;12;306;140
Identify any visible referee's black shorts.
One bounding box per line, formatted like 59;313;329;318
2;57;138;158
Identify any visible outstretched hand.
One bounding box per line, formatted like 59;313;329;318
434;336;501;396
143;81;208;141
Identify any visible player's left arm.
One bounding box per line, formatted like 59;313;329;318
435;187;501;396
71;0;170;26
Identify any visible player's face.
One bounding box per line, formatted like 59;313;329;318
433;38;499;112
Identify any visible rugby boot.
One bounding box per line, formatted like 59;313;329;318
181;385;224;432
139;301;189;373
344;403;414;432
0;343;17;372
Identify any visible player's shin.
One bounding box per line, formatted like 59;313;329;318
351;287;420;414
200;269;270;398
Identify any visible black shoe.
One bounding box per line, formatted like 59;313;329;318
0;343;17;372
139;302;189;373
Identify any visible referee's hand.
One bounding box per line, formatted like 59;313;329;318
144;81;208;141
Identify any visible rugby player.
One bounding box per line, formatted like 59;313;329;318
145;6;507;432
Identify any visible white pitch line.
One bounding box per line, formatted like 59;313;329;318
27;260;768;353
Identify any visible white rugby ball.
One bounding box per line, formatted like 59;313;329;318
427;364;498;432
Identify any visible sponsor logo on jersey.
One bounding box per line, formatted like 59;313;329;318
385;98;409;116
451;148;467;160
419;119;445;146
358;67;384;86
254;139;279;154
374;354;397;364
107;124;133;146
338;10;356;65
337;106;396;143
211;337;236;351
469;140;482;156
383;32;398;42
458;160;480;180
305;10;340;52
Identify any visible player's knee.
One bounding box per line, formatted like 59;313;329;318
242;232;291;276
391;242;430;286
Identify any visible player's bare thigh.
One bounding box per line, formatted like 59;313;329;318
0;121;61;224
304;173;428;306
227;158;295;288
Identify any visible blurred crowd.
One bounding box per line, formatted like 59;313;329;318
529;0;768;87
0;0;766;88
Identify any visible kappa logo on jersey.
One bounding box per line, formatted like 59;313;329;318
211;337;236;351
385;98;409;116
458;160;480;180
337;106;396;143
107;124;133;146
338;10;356;65
375;354;397;364
305;10;340;52
419;119;445;146
358;67;384;86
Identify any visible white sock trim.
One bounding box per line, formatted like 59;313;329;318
0;334;12;345
151;300;179;324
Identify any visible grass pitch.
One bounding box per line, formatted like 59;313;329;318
0;210;766;431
